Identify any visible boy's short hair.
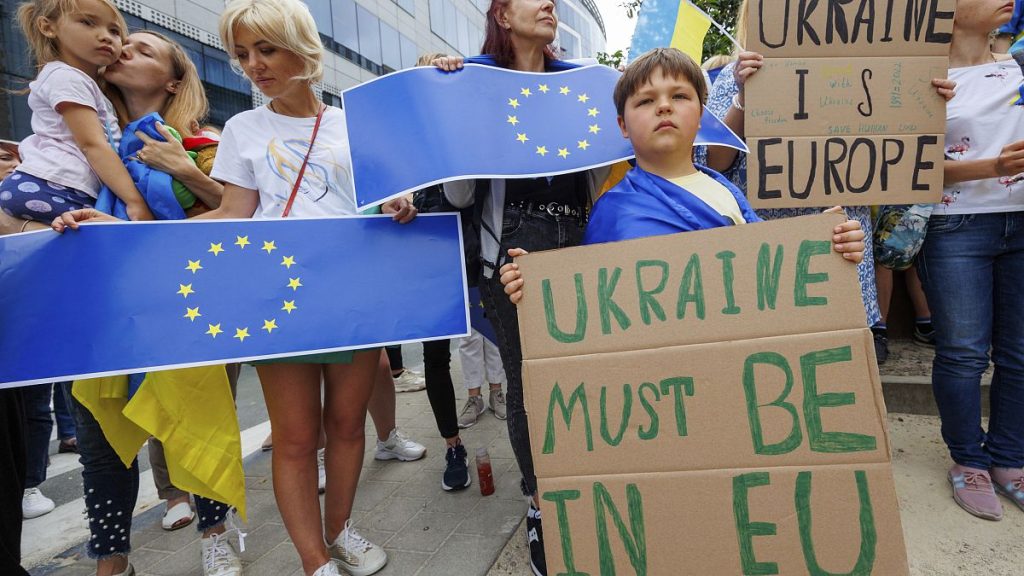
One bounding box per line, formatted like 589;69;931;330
614;48;707;117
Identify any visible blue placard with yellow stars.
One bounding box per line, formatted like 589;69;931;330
0;215;469;387
344;62;747;208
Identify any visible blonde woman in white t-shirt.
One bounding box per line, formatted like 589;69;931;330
0;0;153;225
916;0;1024;523
206;2;412;575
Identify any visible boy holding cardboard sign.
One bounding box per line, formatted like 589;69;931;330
499;47;866;304
497;48;868;573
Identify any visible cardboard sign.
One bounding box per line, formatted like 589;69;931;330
745;0;954;208
517;214;909;575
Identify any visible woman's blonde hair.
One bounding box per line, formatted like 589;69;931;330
17;0;127;69
219;0;324;84
105;31;209;136
734;0;749;54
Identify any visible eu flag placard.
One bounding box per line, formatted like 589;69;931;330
0;215;469;387
344;62;747;208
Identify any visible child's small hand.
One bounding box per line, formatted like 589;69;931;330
931;78;956;101
126;202;154;221
50;209;119;233
499;248;529;305
831;216;865;264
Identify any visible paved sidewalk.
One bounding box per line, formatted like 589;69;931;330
32;376;530;576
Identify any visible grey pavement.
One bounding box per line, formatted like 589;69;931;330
28;343;532;576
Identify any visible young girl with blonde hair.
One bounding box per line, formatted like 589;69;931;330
0;0;153;225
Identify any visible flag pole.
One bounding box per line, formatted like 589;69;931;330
687;1;744;53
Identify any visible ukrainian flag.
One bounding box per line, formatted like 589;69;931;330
629;0;713;64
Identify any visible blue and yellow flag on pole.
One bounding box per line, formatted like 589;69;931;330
630;0;713;64
0;215;469;387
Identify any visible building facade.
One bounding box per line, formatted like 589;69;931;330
0;0;606;139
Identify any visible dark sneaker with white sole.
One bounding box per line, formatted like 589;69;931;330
442;443;471;491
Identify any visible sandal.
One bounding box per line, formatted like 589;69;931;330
161;501;195;531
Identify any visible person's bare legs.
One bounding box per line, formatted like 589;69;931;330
322;350;379;542
257;363;328;574
365;350;396;442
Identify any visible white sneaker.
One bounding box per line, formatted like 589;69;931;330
317;448;326;494
22;487;55;519
311;560;342;576
201;531;242;576
393;369;426;392
328;520;387;576
457;396;486;428
374;428;426;461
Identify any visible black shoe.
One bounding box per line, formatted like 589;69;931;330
913;323;936;347
442;443;471;491
58;438;78;454
872;329;889;365
527;502;546;576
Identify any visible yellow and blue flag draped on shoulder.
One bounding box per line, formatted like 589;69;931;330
629;0;712;64
343;57;746;208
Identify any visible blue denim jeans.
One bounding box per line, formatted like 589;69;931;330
65;384;231;559
21;384;58;489
52;382;76;441
917;211;1024;470
478;207;586;496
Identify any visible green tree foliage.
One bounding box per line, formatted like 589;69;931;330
620;0;743;61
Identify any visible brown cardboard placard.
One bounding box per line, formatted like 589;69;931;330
744;0;953;208
516;213;863;362
745;0;954;57
516;215;908;575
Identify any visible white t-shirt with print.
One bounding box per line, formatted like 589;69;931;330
940;59;1024;215
16;61;122;197
211;105;358;219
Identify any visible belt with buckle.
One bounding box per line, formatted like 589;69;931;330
509;200;584;219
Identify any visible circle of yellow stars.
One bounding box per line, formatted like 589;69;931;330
177;235;301;343
506;82;600;159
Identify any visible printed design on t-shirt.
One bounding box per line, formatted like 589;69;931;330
983;66;1011;82
999;173;1024;189
265;137;349;207
943;137;972;206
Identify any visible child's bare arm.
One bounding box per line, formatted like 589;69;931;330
60;103;153;221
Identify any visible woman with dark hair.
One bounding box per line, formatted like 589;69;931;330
434;1;610;573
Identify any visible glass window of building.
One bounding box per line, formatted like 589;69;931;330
443;0;457;47
429;0;444;36
400;34;419;68
304;0;334;36
380;22;401;71
332;0;359;51
456;12;469;56
356;5;382;65
394;0;415;16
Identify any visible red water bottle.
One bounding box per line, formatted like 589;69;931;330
476;447;495;496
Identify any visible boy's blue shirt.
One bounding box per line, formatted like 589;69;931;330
583;164;761;245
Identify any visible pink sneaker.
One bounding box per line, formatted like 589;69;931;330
990;467;1024;512
948;464;1003;521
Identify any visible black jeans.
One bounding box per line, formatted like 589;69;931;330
67;386;231;559
422;339;459;440
0;387;28;575
478;207;585;495
22;383;60;489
